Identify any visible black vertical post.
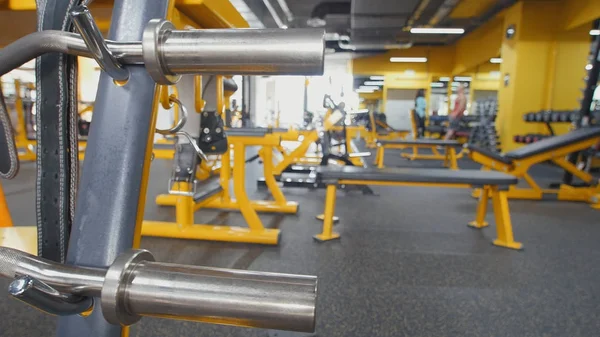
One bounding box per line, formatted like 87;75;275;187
55;1;169;336
562;33;600;185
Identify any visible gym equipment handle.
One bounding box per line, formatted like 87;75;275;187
0;247;317;332
0;19;325;83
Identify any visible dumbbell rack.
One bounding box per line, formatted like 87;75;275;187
516;110;579;144
467;98;500;152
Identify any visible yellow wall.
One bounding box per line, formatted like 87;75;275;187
453;16;504;75
551;25;591;110
562;0;600;30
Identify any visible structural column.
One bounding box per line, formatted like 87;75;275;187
496;1;591;151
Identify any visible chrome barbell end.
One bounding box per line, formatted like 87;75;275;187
143;19;181;85
9;275;93;316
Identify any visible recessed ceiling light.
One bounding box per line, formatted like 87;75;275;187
390;57;427;63
410;27;465;34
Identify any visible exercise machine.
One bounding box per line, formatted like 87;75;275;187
0;1;325;336
259;95;371;189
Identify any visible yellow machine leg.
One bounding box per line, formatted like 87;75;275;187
490;187;523;250
468;186;489;228
590;194;600;210
232;141;280;240
448;147;458;170
376;146;385;168
0;182;13;227
144;180;280;245
314;184;340;241
259;147;298;213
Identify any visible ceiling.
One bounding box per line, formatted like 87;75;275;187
236;0;516;53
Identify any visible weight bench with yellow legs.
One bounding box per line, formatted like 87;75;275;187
467;127;600;207
375;139;461;169
313;166;522;250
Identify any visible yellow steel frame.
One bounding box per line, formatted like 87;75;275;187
10;80;36;161
469;138;600;207
0;182;13;227
272;129;321;175
314;181;522;250
269;123;369;174
143;134;298;244
374;142;458;170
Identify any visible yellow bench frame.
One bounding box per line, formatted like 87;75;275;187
469;138;600;208
374;142;459;169
314;180;522;250
142;134;298;244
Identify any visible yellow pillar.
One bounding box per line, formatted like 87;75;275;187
0;182;13;227
496;1;590;151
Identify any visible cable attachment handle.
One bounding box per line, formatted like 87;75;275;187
155;96;188;135
70;6;129;82
176;130;209;163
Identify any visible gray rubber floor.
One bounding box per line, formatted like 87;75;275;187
1;146;600;337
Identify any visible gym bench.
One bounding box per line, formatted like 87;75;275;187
375;139;461;169
467;127;600;207
313;166;522;250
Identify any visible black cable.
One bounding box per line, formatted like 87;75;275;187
201;75;214;100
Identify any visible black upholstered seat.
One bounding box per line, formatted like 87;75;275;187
226;128;269;137
193;177;223;202
505;127;600;159
467;127;600;162
316;166;517;186
465;144;514;165
153;142;175;150
378;139;460;146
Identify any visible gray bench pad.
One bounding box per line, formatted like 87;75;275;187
467;127;600;162
316;166;517;186
505;127;600;159
465;144;513;165
193;177;223;202
226;128;269;137
378;129;410;135
379;139;460;146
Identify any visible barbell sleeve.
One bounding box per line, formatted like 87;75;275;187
0;247;318;333
0;19;325;82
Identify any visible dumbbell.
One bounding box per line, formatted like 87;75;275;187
514;135;524;143
541;112;552;122
550;111;561;122
530;134;544;142
534;112;544;122
523;113;534;122
568;112;579;122
559;111;570;122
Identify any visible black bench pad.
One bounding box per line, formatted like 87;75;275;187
378;139;460;146
465;144;514;165
154;142;175;150
226;128;269;137
378;129;410;136
193;177;223;202
505;127;600;159
317;166;517;186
